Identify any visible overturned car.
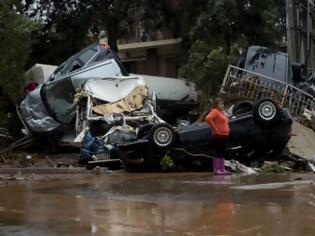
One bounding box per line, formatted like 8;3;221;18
78;94;293;170
114;98;293;170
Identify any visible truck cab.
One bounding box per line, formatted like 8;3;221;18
237;46;290;84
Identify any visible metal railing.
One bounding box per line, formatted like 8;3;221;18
220;65;315;130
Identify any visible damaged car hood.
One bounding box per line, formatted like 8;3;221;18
83;76;146;103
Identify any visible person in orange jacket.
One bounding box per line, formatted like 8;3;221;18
206;97;230;175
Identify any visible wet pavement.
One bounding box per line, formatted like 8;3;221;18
0;172;315;236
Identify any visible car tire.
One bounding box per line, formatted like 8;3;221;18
253;98;281;126
148;123;177;149
232;101;253;116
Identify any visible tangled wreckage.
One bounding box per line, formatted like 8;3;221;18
18;42;197;136
6;42;313;171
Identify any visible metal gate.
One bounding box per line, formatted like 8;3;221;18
220;65;315;129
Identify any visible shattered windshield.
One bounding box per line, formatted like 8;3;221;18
42;78;76;124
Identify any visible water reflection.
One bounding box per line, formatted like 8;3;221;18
0;173;314;236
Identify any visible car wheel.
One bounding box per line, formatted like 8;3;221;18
253;98;280;126
148;123;177;149
232;101;253;116
253;98;282;125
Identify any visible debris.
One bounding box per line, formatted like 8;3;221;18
260;162;287;173
0;153;6;163
225;160;257;174
56;162;71;168
92;85;148;114
95;166;100;175
302;108;314;121
307;162;315;172
86;159;122;170
0;136;34;154
45;156;56;168
25;155;33;167
287;122;315;161
160;153;175;170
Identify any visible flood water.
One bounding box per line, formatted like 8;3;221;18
0;172;315;236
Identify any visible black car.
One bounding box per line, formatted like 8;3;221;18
117;98;293;170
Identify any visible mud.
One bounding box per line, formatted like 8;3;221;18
0;173;315;236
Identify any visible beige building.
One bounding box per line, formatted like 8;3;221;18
118;38;183;78
115;0;182;77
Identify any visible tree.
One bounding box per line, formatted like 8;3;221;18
25;0;169;66
25;0;96;66
0;0;36;125
179;42;239;98
178;0;286;97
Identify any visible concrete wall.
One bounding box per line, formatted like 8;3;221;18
118;38;181;78
288;121;315;160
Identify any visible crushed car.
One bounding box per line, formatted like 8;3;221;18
74;75;163;136
48;41;197;123
18;42;197;142
71;75;166;165
77;96;293;170
18;42;128;137
115;98;293;170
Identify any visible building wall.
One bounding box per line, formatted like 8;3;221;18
118;39;182;78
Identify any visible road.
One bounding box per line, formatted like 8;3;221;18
0;172;314;235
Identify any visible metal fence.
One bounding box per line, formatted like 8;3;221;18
220;65;315;129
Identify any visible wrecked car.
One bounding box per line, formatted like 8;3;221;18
48;41;197;123
18;42;197;141
48;42;128;81
73;75;165;164
74;76;163;136
18;43;127;137
115;98;293;170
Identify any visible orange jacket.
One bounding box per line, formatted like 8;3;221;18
205;108;230;136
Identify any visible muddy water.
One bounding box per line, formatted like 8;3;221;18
0;173;315;236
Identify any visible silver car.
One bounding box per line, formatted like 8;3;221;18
18;43;128;135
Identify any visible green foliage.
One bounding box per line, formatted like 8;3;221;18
178;0;286;96
160;153;174;170
0;0;36;124
25;0;169;65
179;41;240;96
261;163;286;173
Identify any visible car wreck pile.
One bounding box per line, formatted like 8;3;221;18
2;42;310;172
73;76;167;166
17;75;294;171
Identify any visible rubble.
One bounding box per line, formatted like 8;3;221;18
225;160;257;174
